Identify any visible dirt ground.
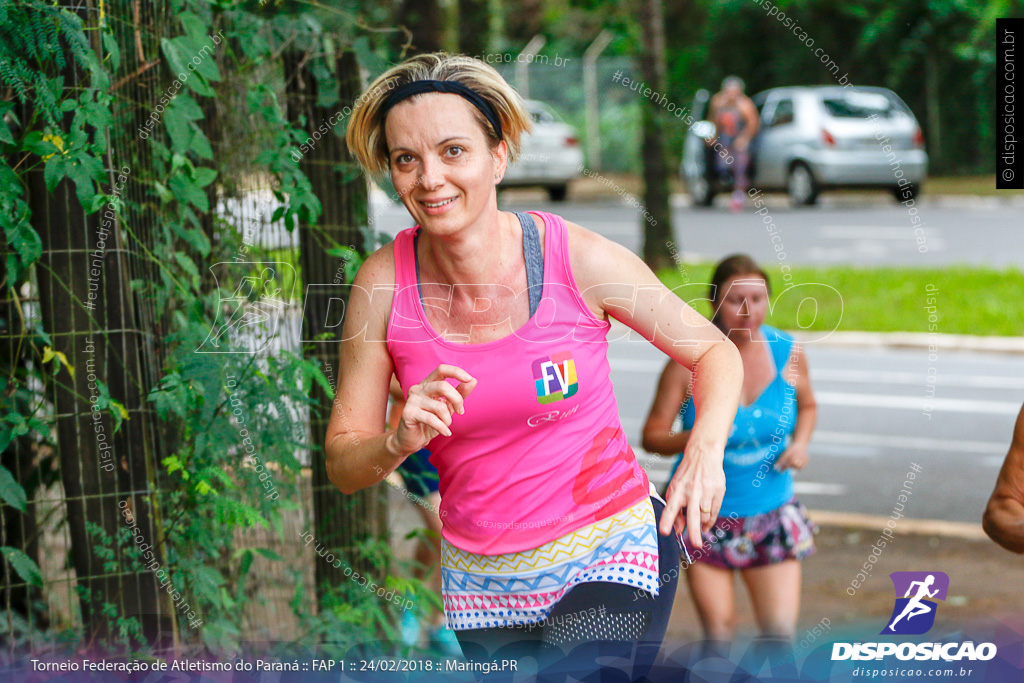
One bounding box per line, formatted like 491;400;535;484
387;486;1024;647
664;523;1024;644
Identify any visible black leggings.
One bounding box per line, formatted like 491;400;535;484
453;496;680;681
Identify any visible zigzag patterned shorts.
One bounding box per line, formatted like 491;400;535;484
446;497;680;677
441;487;669;631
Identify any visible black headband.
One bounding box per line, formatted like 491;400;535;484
380;79;504;141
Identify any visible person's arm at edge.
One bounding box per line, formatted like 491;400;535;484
641;358;693;456
775;343;816;471
737;95;760;147
389;374;404;402
983;403;1024;553
324;249;410;495
706;93;722;139
386;374;405;431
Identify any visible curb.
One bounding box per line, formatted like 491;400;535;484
808;509;990;541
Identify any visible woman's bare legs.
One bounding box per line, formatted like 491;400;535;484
687;559;801;641
739;559;801;638
686;562;738;640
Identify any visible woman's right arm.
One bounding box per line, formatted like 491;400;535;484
983;403;1024;553
642;358;693;456
324;249;408;495
324;249;476;495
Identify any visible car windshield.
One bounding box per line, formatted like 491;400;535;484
821;91;902;118
529;107;558;124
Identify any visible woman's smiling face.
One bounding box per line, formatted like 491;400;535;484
384;92;505;233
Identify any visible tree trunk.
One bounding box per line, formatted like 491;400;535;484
486;0;504;53
19;1;174;651
397;0;444;53
636;0;674;270
458;0;490;56
924;50;942;169
26;137;172;654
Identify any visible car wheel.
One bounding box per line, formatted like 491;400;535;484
893;183;920;202
688;174;716;207
547;185;568;202
787;162;819;206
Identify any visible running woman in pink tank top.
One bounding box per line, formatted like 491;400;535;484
327;53;744;679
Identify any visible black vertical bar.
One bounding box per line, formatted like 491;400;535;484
996;17;1022;190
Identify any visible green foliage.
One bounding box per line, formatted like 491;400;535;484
675;0;1010;174
0;0;107;287
1;546;43;587
541;0;1011;175
0;0;104;577
1;0;435;660
0;0;90;127
0;466;27;511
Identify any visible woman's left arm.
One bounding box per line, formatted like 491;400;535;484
775;343;817;471
567;222;743;546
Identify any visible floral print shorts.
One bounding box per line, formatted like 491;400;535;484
681;497;818;570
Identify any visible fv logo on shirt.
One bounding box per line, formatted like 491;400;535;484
532;351;578;404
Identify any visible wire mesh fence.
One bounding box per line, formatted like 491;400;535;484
1;0;387;658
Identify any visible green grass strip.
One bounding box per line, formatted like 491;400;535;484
657;263;1024;337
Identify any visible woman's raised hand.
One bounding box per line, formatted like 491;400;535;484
660;438;727;548
392;364;477;455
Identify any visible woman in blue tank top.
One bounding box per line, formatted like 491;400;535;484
642;254;818;642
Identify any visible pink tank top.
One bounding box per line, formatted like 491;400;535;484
386;211;650;555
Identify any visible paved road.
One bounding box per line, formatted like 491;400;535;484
370;190;1024;268
368;190;1023;525
605;327;1022;525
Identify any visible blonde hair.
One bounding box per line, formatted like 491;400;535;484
346;52;532;180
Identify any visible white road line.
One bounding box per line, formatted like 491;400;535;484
816;391;1021;414
635;431;1007;469
813;431;1007;455
820;226;919;239
812;369;1024;389
611;359;1022;391
810;444;878;458
794;482;847;495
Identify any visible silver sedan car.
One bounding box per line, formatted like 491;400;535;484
683;86;928;206
501;100;583;201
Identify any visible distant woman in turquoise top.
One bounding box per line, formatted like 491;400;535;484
642;254;818;642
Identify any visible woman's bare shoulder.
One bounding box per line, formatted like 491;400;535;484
564;218;645;286
348;240;397;324
561;218;613;320
563;218;613;270
357;240;396;285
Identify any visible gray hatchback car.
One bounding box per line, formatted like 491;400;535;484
682;86;928;206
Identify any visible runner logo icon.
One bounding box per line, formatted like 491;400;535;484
881;571;949;635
